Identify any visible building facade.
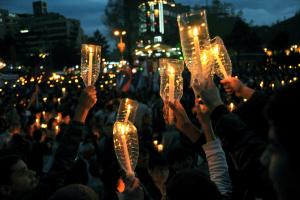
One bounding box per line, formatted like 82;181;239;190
0;1;83;67
0;9;19;39
17;1;83;56
138;0;190;46
136;0;190;59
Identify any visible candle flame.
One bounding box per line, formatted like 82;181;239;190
229;102;235;112
89;46;94;53
260;81;264;88
117;178;125;193
157;144;164;152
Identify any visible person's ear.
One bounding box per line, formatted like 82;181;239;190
0;185;12;196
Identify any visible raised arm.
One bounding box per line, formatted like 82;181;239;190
220;76;255;100
49;86;97;182
167;100;201;143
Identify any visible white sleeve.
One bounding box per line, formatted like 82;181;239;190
202;139;232;196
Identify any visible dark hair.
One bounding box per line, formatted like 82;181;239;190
167;144;194;166
33;129;43;142
265;80;300;168
48;184;98;200
0;153;20;184
166;169;221;200
0;116;8;133
47;118;56;130
148;151;168;170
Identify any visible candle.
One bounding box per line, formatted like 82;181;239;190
35;118;40;128
168;67;175;124
229;102;235;112
55;125;60;135
57;98;61;105
124;104;131;123
62;88;66;95
88;47;93;86
260;81;264;88
193;27;201;73
121;125;133;176
157;144;164;152
212;45;228;78
153;140;158;146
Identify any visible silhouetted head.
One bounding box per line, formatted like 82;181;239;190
265;80;300;200
166;169;221;200
49;184;98;200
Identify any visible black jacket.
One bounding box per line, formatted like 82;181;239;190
210;98;276;200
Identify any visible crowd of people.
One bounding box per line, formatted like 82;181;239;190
0;59;300;200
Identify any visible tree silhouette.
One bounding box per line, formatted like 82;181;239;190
51;42;80;70
268;31;290;50
226;18;261;52
87;30;110;59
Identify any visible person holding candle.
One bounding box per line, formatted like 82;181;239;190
167;100;232;199
220;76;270;139
197;78;300;200
192;78;276;199
0;86;98;200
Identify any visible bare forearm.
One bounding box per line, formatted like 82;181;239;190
202;122;216;143
240;86;255;100
181;122;201;143
74;106;89;123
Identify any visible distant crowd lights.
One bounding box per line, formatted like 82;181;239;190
263;44;300;57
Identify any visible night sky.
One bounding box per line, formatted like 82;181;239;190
0;0;299;36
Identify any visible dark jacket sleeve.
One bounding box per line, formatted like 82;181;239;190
210;105;275;199
51;121;86;172
234;91;269;139
35;121;86;199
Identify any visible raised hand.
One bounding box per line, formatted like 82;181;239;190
193;101;216;142
193;99;210;126
193;79;223;112
118;176;144;200
166;100;190;132
74;86;97;123
220;77;254;99
168;100;201;143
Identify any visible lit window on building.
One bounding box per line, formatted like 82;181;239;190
154;36;162;43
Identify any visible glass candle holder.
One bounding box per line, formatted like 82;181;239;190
113;121;139;177
81;44;101;86
178;10;214;96
159;58;184;125
210;36;232;79
116;98;139;124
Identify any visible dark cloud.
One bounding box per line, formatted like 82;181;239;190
1;0;299;36
176;0;300;25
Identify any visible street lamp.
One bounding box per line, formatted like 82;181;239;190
114;30;126;61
